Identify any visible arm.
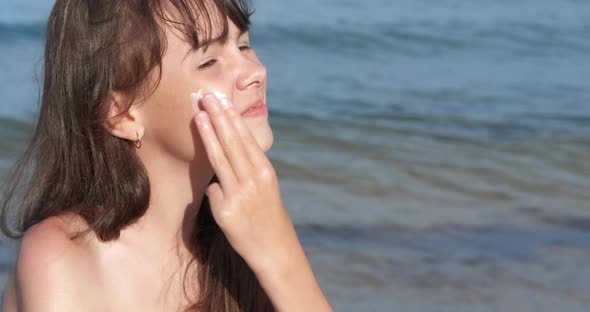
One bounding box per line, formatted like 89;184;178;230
251;235;334;312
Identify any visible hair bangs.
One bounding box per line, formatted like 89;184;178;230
156;0;254;52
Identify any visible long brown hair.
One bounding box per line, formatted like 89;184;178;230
0;0;273;310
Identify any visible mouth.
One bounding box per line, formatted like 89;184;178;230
240;99;267;117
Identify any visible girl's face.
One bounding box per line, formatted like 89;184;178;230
136;16;272;165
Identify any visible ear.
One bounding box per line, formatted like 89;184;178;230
103;92;145;142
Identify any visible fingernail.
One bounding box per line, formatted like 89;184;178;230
190;89;203;112
202;93;217;107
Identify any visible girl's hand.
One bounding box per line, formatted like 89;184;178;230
193;93;334;311
192;92;299;272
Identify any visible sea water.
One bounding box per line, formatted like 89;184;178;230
1;0;589;311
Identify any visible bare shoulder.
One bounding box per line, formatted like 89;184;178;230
12;215;104;311
19;214;88;265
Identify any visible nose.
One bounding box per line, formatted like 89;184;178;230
235;53;267;91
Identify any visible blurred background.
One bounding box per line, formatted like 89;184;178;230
1;0;590;311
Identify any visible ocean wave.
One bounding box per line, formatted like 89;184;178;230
2;17;588;58
253;20;590;58
268;91;590;142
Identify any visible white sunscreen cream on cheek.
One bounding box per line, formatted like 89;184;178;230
190;89;229;112
191;89;203;113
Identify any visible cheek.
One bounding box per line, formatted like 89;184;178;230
139;79;200;160
150;86;193;129
141;81;239;162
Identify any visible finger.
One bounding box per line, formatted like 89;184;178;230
194;112;238;193
200;93;254;183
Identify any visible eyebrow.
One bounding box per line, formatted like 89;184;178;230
181;28;249;63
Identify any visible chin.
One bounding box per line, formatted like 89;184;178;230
258;132;274;152
249;121;274;152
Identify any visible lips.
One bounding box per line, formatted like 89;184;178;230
240;99;265;115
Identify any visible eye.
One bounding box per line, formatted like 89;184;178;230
239;44;252;51
198;59;217;70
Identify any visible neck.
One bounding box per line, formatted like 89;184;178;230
122;147;214;259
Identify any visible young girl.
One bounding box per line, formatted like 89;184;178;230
1;0;333;311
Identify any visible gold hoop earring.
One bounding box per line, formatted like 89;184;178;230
134;131;142;149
